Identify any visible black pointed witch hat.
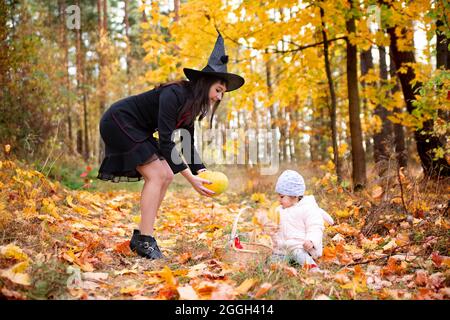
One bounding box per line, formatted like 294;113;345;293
183;31;245;92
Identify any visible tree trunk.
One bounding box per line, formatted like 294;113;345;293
102;0;107;33
59;0;73;152
389;57;408;168
97;0;107;164
346;0;366;189
387;24;449;176
75;0;89;160
436;19;449;124
373;45;393;174
436;19;449;70
174;0;180;22
359;47;373;161
124;0;131;95
320;6;342;182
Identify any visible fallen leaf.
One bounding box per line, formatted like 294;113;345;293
414;270;428;287
333;223;359;237
235;278;257;295
0;244;29;261
82;272;108;281
114;240;132;255
254;282;272;298
371;185;383;200
0;267;31;286
210;283;236;300
334;273;351;285
177;285;200;300
1;287;26;299
177;252;192;264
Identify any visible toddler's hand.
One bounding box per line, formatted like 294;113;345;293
303;240;314;251
263;222;279;236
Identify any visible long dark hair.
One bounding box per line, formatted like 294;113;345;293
157;75;227;128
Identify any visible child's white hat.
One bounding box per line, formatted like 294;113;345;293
275;170;305;196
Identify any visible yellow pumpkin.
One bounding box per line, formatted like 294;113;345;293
198;171;229;196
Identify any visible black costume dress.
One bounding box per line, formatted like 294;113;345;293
98;83;206;182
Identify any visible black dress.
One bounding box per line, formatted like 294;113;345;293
98;83;206;182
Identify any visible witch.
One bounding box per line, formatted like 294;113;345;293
97;32;245;259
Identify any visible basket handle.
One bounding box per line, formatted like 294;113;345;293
230;206;251;241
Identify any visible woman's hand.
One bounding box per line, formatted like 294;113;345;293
181;168;215;197
190;175;216;197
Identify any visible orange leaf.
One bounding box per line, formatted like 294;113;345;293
177;252;192;264
254;282;272;298
415;270;428;287
114;240;132;255
381;257;406;277
333;223;359;237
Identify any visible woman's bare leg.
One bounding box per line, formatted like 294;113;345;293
155;160;174;211
136;160;173;236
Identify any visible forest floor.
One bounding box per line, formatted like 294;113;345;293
0;158;449;300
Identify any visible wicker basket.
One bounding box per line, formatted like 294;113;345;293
213;207;273;266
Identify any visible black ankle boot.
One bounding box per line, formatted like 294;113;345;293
129;229;140;251
134;234;164;260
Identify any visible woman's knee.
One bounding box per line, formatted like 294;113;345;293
164;168;174;185
137;162;166;184
137;161;174;185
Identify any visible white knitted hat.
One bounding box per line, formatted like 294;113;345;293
275;170;305;197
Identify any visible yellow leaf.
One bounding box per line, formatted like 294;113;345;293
383;239;398;251
132;215;141;224
235;278;257;295
0;269;31;286
335;209;352;218
158;239;176;248
120;286;143;296
341;267;367;293
0;244;29;261
11;261;29;273
73;206;89;215
66;195;74;207
250;193;266;204
160;266;176;287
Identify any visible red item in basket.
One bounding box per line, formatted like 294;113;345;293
234;236;243;249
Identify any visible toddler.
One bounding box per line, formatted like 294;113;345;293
268;170;334;271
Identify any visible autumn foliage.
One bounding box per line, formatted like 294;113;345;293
0;158;449;300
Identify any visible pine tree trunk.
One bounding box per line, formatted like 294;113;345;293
59;0;73;152
346;0;366;189
97;0;107;164
75;4;83;157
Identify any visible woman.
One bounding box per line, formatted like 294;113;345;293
97;33;244;259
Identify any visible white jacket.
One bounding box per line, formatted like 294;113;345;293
273;195;332;258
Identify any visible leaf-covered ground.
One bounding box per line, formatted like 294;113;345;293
0;160;449;300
